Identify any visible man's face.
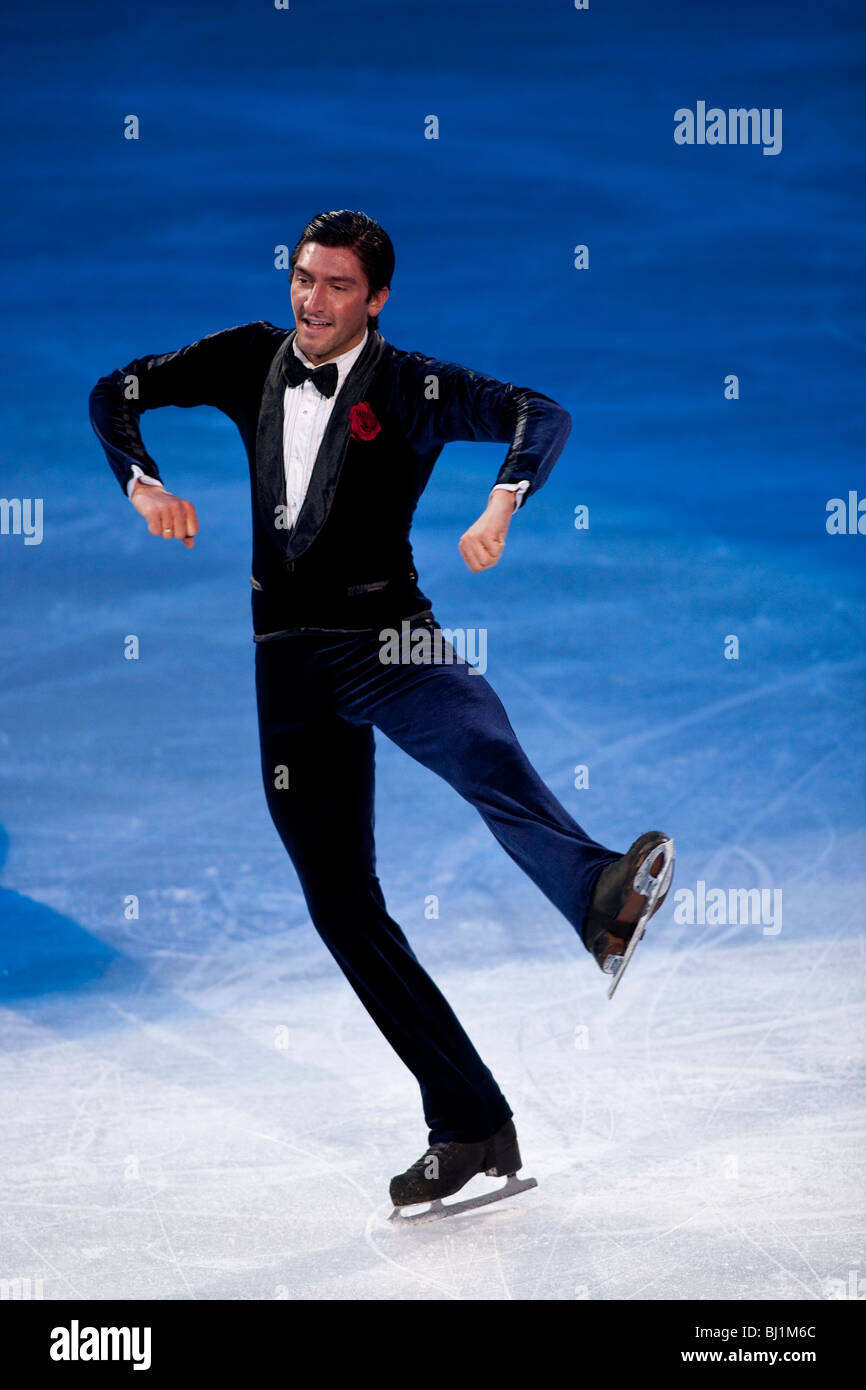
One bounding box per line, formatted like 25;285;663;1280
290;242;389;364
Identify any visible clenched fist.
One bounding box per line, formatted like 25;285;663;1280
458;488;516;573
131;479;199;549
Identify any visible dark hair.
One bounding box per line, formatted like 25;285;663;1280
289;209;395;331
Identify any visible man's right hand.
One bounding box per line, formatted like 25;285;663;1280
131;479;199;549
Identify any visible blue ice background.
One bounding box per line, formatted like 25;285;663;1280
0;0;864;997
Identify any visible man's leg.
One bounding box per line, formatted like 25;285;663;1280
317;619;622;939
255;636;513;1144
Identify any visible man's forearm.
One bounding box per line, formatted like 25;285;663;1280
89;321;271;497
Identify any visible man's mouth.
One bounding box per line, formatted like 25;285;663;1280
302;316;331;330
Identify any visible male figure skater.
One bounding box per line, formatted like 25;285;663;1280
90;210;674;1215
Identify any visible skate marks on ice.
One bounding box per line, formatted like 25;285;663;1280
635;914;864;1300
510;934;864;1299
360;851;865;1300
364;1171;541;1301
0;924;862;1298
1;791;861;1300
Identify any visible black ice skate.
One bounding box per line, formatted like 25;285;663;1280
582;831;676;999
388;1118;537;1224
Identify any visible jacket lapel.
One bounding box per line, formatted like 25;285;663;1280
254;326;386;564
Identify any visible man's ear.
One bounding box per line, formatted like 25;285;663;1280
369;285;389;317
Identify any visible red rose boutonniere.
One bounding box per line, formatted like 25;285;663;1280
349;401;381;442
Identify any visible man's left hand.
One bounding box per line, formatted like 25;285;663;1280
459;489;516;573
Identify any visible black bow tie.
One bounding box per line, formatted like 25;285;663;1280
282;351;339;398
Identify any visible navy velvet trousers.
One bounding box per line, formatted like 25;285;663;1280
254;612;621;1144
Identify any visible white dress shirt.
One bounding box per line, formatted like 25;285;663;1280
126;329;530;516
280;328;369;528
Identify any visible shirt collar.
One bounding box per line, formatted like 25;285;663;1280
292;326;369;384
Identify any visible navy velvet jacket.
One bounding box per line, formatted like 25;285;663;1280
89;320;572;635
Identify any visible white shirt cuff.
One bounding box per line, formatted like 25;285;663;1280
127;464;166;500
490;480;530;510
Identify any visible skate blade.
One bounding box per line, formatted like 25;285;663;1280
606;837;675;1000
388;1173;538;1225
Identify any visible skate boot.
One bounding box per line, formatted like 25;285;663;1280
388;1119;538;1223
582;831;675;996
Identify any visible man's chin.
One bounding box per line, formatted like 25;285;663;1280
297;327;337;360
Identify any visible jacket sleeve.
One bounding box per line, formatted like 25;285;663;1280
394;353;572;503
88;321;266;496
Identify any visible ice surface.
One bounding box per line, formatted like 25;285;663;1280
0;923;863;1300
1;520;863;1298
1;0;864;1301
